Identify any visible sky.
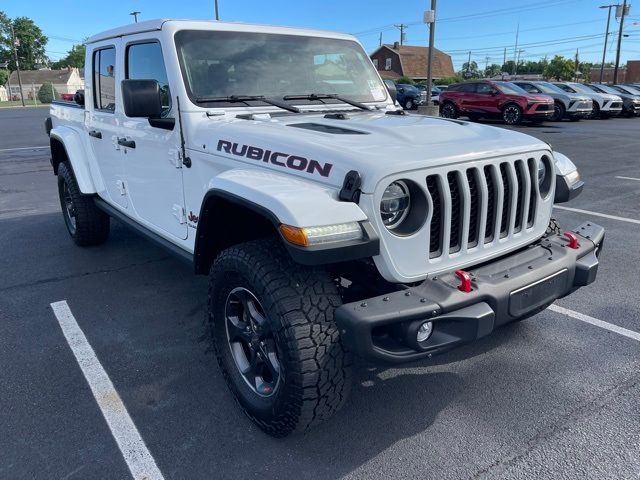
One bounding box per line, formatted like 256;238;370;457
5;0;640;70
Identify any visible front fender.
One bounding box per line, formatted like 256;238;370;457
50;126;96;194
207;168;368;227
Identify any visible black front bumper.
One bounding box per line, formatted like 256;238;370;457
336;222;605;364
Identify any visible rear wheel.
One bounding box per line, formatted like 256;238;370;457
502;104;523;125
551;102;566;122
405;99;415;110
440;102;458;119
209;239;352;437
57;162;109;246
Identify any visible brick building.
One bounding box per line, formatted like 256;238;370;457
370;43;455;81
589;60;640;83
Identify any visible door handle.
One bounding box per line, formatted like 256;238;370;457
88;130;102;139
117;137;136;149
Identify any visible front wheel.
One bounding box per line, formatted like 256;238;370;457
208;239;352;437
57;162;110;246
440;102;459;119
552;102;566;122
589;102;601;119
405;99;415;110
502;104;523;125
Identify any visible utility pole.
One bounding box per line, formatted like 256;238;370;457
425;0;437;107
214;0;220;20
467;50;472;77
599;4;617;83
613;0;629;84
379;32;383;47
129;11;141;23
394;24;408;45
485;56;490;75
514;49;524;76
503;48;507;69
574;48;580;81
10;24;25;107
512;22;520;76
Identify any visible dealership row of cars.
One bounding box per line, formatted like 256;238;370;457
434;80;640;125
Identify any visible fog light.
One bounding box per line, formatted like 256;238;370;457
417;321;433;343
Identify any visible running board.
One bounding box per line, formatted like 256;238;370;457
94;198;193;265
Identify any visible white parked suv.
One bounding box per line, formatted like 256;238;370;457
46;19;604;437
552;81;623;118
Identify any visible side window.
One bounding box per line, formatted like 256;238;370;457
372;58;378;68
476;83;494;94
126;42;171;114
458;83;475;93
93;47;116;112
385;58;392;70
523;84;540;93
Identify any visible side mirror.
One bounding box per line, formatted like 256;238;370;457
121;79;163;118
385;81;398;103
74;89;85;106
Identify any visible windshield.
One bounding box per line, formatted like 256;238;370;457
495;82;528;94
535;82;567;95
570;83;597;94
174;30;387;107
592;84;620;95
620;85;640;95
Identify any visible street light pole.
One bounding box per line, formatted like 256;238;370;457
425;0;437;106
599;4;617;83
613;0;629;84
10;24;25;107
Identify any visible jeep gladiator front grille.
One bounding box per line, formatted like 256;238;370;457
424;158;539;258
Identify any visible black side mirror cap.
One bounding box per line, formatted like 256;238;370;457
121;79;163;118
74;90;85;106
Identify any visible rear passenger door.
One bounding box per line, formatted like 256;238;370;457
119;38;187;241
86;41;128;209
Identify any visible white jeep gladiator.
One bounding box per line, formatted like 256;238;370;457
47;19;604;437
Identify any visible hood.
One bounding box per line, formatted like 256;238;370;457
523;93;554;103
189;110;550;193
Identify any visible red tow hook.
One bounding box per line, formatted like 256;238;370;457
455;270;473;293
563;231;580;249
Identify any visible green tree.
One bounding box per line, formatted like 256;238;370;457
52;43;85;69
543;55;575;81
0;13;48;71
37;81;58;103
0;68;7;86
484;63;501;78
459;61;480;79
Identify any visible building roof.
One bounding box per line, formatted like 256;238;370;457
8;68;77;86
372;44;455;79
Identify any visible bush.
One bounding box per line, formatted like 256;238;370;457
396;76;415;85
434;76;464;86
37;82;59;104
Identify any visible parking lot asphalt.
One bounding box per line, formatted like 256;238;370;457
1;106;639;480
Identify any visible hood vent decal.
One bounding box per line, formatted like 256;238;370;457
289;123;368;135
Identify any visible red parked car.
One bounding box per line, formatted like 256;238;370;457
439;80;555;125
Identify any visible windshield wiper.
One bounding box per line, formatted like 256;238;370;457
282;93;371;111
195;95;300;113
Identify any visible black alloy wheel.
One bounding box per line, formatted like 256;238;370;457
502;104;523;125
552;102;566;122
224;287;280;397
440;102;458;118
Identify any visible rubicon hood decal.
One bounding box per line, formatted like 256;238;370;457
217;140;333;178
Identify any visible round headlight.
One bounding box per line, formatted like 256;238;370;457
537;159;547;188
381;181;411;229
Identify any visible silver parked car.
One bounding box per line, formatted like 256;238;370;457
587;84;640;117
513;80;592;121
552;82;623;119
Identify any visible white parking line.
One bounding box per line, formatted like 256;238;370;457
549;304;640;342
615;176;640;182
50;301;164;480
554;205;640;225
0;146;48;153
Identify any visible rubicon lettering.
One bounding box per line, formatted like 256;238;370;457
217;140;333;177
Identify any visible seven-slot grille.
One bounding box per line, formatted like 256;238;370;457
425;158;540;259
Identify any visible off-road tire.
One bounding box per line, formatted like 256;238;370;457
546;218;562;236
208;239;352;437
57;162;110;246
